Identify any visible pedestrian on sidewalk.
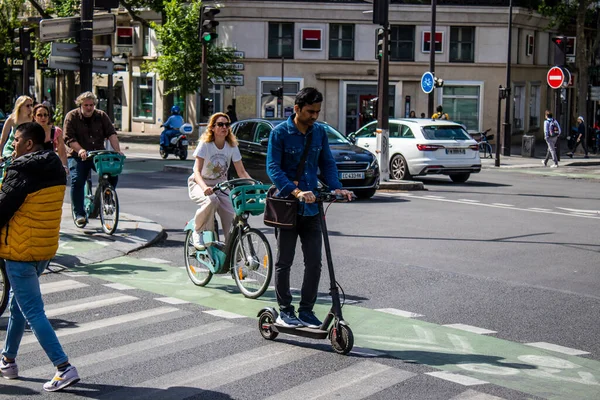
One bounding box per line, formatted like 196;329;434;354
0;122;80;391
0;95;33;160
33;104;68;170
567;116;589;158
542;110;560;168
63;91;124;228
187;112;252;250
432;105;450;120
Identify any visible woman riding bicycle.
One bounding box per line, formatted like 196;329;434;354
188;112;253;250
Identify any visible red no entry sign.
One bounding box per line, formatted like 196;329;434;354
547;66;565;89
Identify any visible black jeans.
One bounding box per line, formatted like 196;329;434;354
275;214;322;313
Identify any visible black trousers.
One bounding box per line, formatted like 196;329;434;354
571;140;588;156
275;214;322;313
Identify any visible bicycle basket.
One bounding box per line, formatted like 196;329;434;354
93;154;125;177
229;184;270;216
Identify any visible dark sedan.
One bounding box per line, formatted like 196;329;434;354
231;119;380;199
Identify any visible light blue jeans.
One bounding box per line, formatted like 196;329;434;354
2;260;68;366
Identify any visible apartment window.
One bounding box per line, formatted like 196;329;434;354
529;84;541;128
441;85;481;131
390;25;414;61
132;75;154;121
329;24;354;60
513;85;525;131
450;26;474;63
268;23;294;59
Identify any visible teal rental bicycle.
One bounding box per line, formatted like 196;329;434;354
71;150;126;235
184;178;273;299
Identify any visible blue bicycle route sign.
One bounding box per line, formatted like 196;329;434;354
421;71;434;94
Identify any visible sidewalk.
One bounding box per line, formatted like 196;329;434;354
56;204;164;268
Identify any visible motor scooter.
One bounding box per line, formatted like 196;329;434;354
160;123;192;160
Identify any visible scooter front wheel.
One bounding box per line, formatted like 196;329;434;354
330;323;354;355
159;146;168;159
258;310;279;340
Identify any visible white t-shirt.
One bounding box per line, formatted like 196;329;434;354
192;140;242;182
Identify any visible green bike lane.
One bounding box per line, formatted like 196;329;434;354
65;256;599;400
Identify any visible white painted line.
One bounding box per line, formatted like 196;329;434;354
458;199;480;203
93;240;110;246
350;346;386;357
424;195;446;199
155;297;190;305
376;308;424;318
525;342;590;356
20;306;179;346
99;343;318;400
528;207;551;212
141;257;172;264
427;371;488;386
491;203;514;207
203;309;246;319
556;207;600;215
103;282;136;290
443;324;497;335
40;279;89;294
450;388;507;400
46;294;139;317
263;360;415;400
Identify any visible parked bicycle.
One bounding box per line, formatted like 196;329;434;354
71;150;126;235
184;178;273;299
473;128;494;159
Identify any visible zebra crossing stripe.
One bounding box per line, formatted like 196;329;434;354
450;388;507;399
19;306;180;346
40;279;89;294
525;342;590;356
427;371;488;386
262;360;415;400
98;343;319;400
376;308;424;318
2;321;252;395
45;293;139;317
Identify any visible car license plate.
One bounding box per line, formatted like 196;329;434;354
339;172;364;179
446;148;465;155
181;140;189;145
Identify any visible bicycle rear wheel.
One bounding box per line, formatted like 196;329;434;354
184;230;212;286
232;228;272;299
99;183;119;235
0;260;10;317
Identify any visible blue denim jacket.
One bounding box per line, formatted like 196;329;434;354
266;114;342;216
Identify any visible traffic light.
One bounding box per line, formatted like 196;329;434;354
270;87;283;99
551;36;567;66
13;27;32;56
373;0;389;26
434;76;444;88
199;6;220;44
376;28;390;59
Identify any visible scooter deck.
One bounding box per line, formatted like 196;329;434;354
271;324;329;339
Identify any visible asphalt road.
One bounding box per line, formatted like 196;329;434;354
2;149;598;399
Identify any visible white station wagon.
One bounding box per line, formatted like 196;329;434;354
348;118;481;183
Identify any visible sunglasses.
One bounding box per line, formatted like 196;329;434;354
25;104;33;108
215;122;231;128
36;113;49;117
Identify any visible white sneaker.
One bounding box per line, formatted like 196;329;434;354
192;231;205;250
541;160;547;167
43;365;80;392
0;358;18;379
550;164;558;168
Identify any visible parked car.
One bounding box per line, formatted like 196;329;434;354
230;118;380;199
348;118;481;183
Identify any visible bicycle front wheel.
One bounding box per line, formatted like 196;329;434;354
232;228;273;299
0;260;10;317
99;184;119;235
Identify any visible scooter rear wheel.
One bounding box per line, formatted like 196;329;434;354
159;147;168;159
330;323;354;355
258;310;279;340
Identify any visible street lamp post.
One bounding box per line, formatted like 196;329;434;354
428;0;437;118
502;0;513;156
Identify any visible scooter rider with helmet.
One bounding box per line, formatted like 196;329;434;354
160;105;184;148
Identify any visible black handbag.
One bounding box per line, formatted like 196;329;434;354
263;131;313;229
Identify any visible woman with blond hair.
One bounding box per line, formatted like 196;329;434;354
32;104;68;171
1;95;34;159
188;112;252;250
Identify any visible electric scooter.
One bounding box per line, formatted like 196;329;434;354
160;123;193;160
257;187;356;355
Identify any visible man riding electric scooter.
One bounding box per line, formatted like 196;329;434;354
160;105;184;150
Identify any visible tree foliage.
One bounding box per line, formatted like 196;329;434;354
0;0;25;107
143;0;237;95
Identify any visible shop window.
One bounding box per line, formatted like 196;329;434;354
513;85;525;131
329;24;354;60
390;25;414;62
268;23;294;59
441;85;481;131
260;81;300;119
133;75;154;121
450;26;474;63
529;84;540;129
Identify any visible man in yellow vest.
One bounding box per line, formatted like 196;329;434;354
432;105;450;120
0;122;80;391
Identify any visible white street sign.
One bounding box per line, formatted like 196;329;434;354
211;75;244;86
233;51;245;59
223;63;244;71
51;43;112;59
40;13;116;42
48;56;114;74
591;86;600;101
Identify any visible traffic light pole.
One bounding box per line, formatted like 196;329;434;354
200;41;208;122
80;0;94;93
502;0;513;156
376;24;390;181
428;0;437;118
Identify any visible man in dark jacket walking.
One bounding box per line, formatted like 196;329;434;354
0;122;80;391
567;116;589;158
